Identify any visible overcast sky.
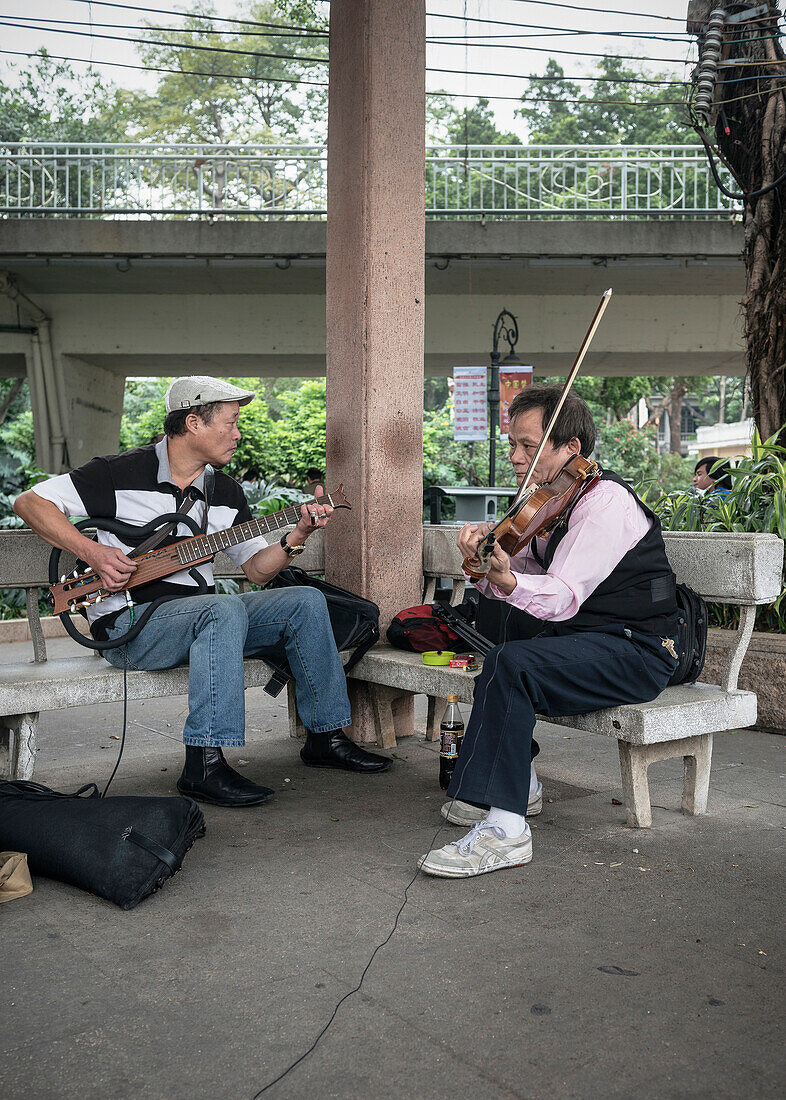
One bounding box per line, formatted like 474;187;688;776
1;0;697;139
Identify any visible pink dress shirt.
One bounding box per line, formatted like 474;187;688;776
470;479;652;622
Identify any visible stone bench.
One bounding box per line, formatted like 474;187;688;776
343;526;783;828
2;526;783;831
0;526;324;781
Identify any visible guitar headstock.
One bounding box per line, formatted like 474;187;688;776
48;570;107;616
317;484;351;511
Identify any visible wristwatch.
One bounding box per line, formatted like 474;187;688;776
280;533;306;558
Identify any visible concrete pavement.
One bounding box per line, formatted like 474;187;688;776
1;655;784;1099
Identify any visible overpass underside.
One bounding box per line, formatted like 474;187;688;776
0;220;745;469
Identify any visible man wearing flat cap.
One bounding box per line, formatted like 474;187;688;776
15;376;390;806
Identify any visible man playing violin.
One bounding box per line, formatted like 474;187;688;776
419;384;679;878
14;376;390;808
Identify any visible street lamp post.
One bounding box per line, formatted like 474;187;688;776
488;309;521;487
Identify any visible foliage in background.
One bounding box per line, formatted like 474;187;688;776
123;1;328;144
644;432;786;633
119;376;326;486
0;385;51;528
254;378;326;483
243;478;309;517
423;403;498;490
424;401;691;496
0;51;126;143
596;422;692;494
573;376;656;422
518;57;692;145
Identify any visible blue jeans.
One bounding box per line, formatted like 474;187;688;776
103;589;352;747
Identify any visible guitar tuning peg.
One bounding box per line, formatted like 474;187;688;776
60;575;66;583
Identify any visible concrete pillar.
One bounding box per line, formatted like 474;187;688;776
60;356;125;464
325;0;426;741
24;347;54;474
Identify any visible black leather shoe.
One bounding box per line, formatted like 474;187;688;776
177;746;275;807
300;730;392;773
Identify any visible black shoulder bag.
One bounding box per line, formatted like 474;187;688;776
256;566;380;696
668;584;708;686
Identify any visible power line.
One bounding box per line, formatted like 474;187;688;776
1;14;325;40
428;29;783;47
59;0;327;36
0;18;685;84
427;63;682;82
0;46;691;107
13;8;782;47
0;48;330;88
6;10;704;45
3;17;694;69
0;20;328;64
424;7;681;29
483;0;688;21
428;40;695;66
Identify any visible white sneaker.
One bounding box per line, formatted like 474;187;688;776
418;821;533;878
440;783;543;827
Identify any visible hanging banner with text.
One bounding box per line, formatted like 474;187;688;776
500;366;534;438
452;366;488;441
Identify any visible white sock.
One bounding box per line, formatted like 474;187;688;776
486;806;529;839
529;764;540;799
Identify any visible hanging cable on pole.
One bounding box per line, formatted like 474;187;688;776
693;7;728;126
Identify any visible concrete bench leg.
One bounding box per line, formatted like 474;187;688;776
618;741;653;828
287;681;307;740
682;733;713;817
370;686;415;749
0;712;39;781
618;734;714;828
426;696;447;742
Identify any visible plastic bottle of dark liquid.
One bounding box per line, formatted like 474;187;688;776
439;694;465;791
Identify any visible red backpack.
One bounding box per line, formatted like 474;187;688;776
386;604;462;653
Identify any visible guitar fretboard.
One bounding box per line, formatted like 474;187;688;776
176;494;328;565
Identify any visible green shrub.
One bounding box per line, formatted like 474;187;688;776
642;431;786;633
596;422;693;494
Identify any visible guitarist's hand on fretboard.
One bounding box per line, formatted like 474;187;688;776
293;484;334;539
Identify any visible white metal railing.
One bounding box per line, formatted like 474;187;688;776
0;143;741;218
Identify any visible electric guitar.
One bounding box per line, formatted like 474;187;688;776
48;486;351;616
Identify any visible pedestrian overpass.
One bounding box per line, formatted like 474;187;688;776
0;144;745;469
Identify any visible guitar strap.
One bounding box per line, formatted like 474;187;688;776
129;466;215;558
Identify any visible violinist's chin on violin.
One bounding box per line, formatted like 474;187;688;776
461;289;612;581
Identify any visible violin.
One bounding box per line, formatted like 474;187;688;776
462;288;613;581
462;455;599;581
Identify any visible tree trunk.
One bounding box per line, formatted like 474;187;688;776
712;5;786;442
0;378;24;427
668;378;686;454
718;375;726;424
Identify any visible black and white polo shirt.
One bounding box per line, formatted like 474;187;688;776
32;437;267;636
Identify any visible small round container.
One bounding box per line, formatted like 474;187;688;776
421;650;455;666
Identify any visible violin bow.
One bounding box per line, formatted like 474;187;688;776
509;287;613;507
468;288;613;576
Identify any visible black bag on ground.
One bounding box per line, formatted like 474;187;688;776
668;583;708;686
0;780;206;910
259;566;380;695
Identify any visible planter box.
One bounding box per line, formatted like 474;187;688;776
703;628;786;733
0;616;72;644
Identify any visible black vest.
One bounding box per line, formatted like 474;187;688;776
477;468;678;641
